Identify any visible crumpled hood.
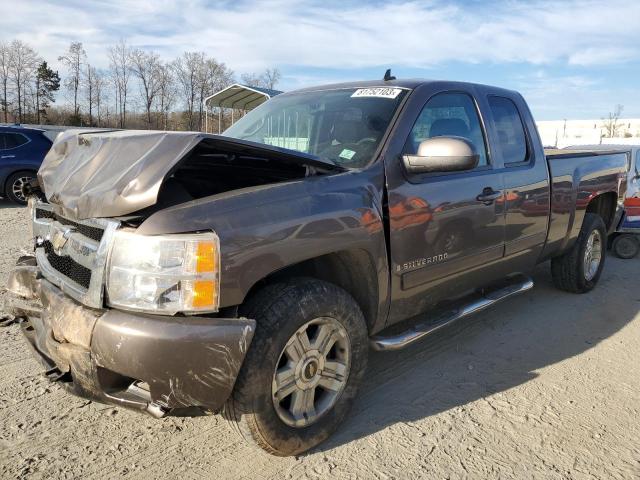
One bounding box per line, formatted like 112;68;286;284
39;130;201;219
38;129;340;220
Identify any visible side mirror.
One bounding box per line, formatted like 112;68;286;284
403;137;479;174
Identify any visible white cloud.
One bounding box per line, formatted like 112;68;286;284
1;0;638;75
511;69;636;120
568;47;637;66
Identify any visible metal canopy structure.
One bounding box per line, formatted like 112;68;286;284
203;83;283;133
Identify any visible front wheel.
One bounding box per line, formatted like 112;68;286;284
551;213;607;293
223;278;368;456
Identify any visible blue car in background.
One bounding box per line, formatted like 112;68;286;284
0;125;52;204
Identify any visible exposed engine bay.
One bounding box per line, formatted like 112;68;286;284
157;137;329;208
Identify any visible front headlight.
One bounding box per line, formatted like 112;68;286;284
106;230;220;314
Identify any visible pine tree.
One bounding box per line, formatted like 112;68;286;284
35;61;60;124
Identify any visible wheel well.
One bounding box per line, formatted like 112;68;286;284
586;192;617;231
242;249;380;332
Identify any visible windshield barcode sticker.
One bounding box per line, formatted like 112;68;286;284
351;87;402;99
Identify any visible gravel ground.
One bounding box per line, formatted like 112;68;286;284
1;200;639;479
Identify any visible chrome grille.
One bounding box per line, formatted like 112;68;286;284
42;240;92;289
32;201;119;308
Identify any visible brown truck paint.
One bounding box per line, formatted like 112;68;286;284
5;79;628;422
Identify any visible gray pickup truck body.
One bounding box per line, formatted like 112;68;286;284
6;79;628;420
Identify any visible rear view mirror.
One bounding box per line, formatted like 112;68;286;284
403;137;479;174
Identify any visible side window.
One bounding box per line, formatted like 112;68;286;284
488;96;528;165
407;92;488;167
4;133;28;149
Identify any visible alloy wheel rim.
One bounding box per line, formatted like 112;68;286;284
11;176;33;202
272;317;351;428
584;229;602;281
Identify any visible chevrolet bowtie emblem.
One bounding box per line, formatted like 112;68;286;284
51;226;74;255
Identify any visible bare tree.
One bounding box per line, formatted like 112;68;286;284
92;69;108;127
109;39;132;128
0;42;12;122
0;38;282;130
156;62;176;130
240;72;262;87
261;68;281;90
130;48;161;128
83;64;96;125
196;58;233;130
58;42;86;121
9;40;39;123
602;104;624;138
173;52;204;130
241;67;281;90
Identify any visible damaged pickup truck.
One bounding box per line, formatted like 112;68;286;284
5;80;628;456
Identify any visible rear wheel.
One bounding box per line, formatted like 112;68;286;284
612;233;640;259
223;278;368;456
551;213;607;293
6;171;36;205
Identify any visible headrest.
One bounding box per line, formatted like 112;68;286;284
333;120;363;144
429;118;470;138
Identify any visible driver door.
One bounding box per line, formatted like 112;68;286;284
384;88;506;324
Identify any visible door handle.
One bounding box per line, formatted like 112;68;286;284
476;187;502;205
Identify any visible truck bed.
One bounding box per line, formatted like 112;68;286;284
541;149;628;260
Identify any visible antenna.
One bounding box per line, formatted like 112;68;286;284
383;69;396;81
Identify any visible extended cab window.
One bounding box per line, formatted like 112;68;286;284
407;92;488;167
488;96;528;165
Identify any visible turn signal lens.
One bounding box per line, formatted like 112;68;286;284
196;241;216;273
189;280;217;308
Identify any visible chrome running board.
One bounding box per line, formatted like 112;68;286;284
370;275;534;351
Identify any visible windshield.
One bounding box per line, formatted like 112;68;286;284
224;87;407;168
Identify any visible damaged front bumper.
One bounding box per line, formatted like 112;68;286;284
5;259;255;417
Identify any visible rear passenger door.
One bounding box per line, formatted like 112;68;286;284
384;86;506;323
485;94;550;262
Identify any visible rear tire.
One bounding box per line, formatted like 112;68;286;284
5;171;36;205
551;213;607;293
223;278;368;456
612;233;640;259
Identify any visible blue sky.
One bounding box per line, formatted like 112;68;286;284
3;0;639;120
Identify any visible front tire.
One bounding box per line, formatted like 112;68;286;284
5;171;36;205
224;278;368;456
551;213;607;293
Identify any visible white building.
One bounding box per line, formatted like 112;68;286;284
536;118;640;148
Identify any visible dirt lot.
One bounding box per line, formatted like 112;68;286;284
1;200;639;479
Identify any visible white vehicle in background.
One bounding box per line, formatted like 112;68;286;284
567;144;640;258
